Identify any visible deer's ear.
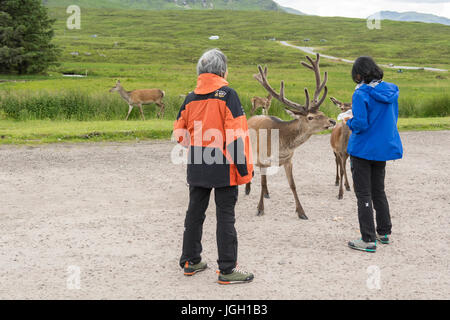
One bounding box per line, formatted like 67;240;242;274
330;97;342;106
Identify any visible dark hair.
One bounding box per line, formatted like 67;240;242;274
351;56;384;84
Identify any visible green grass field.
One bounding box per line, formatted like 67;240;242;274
0;8;449;143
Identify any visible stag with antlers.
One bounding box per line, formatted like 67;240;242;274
246;53;336;220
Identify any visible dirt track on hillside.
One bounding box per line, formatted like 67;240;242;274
279;41;449;72
0;131;449;300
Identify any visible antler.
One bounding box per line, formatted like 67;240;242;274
301;53;328;112
253;53;328;116
253;65;310;116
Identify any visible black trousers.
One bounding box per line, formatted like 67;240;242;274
179;185;238;274
350;156;392;242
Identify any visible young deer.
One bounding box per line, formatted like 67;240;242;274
251;94;272;115
329;97;352;199
109;80;165;120
246;54;336;220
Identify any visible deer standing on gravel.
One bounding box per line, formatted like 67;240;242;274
109;80;165;120
246;53;336;220
330;97;353;199
251;94;273;115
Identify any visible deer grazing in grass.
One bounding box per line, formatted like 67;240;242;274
109;80;165;120
251;94;273;115
330;97;353;200
246;53;336;220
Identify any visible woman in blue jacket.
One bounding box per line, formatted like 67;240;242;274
344;56;403;253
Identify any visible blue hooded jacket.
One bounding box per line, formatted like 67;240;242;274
346;81;403;161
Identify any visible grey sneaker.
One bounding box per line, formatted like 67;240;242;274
183;261;208;276
348;238;377;252
377;234;390;244
218;266;254;285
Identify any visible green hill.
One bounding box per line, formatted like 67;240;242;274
47;8;449;68
43;0;281;11
1;7;448;122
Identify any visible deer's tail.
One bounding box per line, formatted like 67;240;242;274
161;90;166;98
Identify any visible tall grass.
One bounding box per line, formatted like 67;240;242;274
418;94;450;117
0;90;184;121
399;94;450;118
1;90;448;121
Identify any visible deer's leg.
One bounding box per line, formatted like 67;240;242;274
245;182;251;195
157;102;165;118
125;105;133;121
338;155;345;200
263;174;270;199
284;161;307;220
334;152;340;186
250;103;256;116
343;154;351;191
138;103;145;120
257;174;267;216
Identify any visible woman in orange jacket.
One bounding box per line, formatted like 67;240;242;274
173;49;254;284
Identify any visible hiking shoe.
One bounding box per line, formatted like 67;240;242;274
217;266;254;285
348;238;377;253
183;261;208;276
377;234;390;244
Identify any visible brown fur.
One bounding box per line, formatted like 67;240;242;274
329;97;352;199
247;54;337;220
251;94;272;115
129;89;165;104
109;81;165;120
247;112;336;219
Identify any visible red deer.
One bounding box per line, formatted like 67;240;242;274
330;97;352;199
109;80;165;120
246;54;336;220
251;94;272;115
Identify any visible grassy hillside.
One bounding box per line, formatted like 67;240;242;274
40;7;450;69
1;8;449;123
43;0;280;11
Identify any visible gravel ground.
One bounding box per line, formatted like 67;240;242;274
0;131;449;299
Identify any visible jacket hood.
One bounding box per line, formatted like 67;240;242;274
360;81;399;104
194;73;229;95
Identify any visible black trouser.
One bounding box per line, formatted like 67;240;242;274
179;185;238;274
350;156;392;242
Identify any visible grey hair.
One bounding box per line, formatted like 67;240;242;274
196;49;228;77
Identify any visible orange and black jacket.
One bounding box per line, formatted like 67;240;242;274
173;73;254;188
